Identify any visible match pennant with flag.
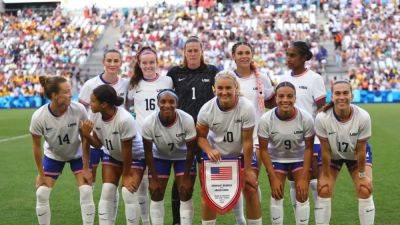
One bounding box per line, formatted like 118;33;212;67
211;166;232;180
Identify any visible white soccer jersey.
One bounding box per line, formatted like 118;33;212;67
280;69;326;144
127;75;173;129
141;109;196;160
91;107;139;161
258;107;314;163
236;72;274;146
29;102;88;161
78;74;130;112
197;97;256;157
315;105;371;161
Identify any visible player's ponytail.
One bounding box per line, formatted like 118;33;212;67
291;41;313;61
320;80;352;112
93;84;124;107
39;76;68;99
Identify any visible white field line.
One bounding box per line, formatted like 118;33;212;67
0;134;30;143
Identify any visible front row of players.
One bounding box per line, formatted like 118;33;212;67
30;72;374;225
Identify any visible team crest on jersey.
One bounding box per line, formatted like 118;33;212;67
118;92;125;96
299;86;308;90
294;130;303;134
202;159;242;214
202;78;210;83
45;127;53;131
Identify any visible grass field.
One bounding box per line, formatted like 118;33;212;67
1;104;399;225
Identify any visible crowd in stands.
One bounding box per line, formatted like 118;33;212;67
0;6;106;102
326;0;400;90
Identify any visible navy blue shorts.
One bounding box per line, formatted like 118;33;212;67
149;158;197;178
43;155;83;180
318;143;373;170
102;153;146;170
272;161;304;174
90;147;104;167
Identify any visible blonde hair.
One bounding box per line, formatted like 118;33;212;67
214;70;242;96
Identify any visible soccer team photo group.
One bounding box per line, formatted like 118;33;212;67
0;0;399;225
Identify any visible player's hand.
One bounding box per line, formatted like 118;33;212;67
317;174;332;196
35;175;53;189
82;168;93;185
122;175;137;192
357;176;373;196
179;174;193;198
207;149;221;162
244;168;258;191
149;177;163;199
296;178;309;202
80;120;94;138
269;175;283;200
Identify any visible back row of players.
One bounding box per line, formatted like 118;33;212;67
30;38;375;225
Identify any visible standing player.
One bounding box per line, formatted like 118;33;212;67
142;89;197;225
79;49;129;224
126;46;173;225
197;71;262;225
166;36;219;225
258;82;314;225
231;41;275;225
30;76;94;225
81;84;145;225
280;41;326;213
315;80;374;225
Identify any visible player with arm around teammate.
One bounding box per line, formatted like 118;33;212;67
30;76;95;225
125;46;173;225
315;80;375;225
81;84;145;225
258;82;314;225
196;71;262;225
142;89;197;225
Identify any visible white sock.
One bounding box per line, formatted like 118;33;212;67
79;185;95;225
359;196;375;225
247;217;262;225
110;189;119;224
233;194;246;225
289;181;297;212
295;199;310;225
310;179;318;203
150;200;164;225
122;187;139;225
202;219;216;225
98;183;117;225
36;186;52;225
180;199;194;225
315;197;331;225
270;197;283;225
137;175;150;225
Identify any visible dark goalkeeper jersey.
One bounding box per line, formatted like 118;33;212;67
167;64;219;122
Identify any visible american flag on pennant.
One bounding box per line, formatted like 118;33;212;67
210;166;232;180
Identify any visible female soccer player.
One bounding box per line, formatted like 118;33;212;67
258;82;314;225
142;89;197;225
126;46;173;225
30;76;94;225
79;49;129;224
81;84;145;225
280;41;326;211
315;80;374;225
231;41;275;224
166;36;219;224
197;71;262;225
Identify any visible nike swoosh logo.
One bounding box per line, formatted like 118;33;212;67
38;212;47;216
271;132;277;134
86;213;94;216
366;209;375;212
99;213;106;215
178;78;186;81
272;217;280;220
300;219;308;222
213;123;220;125
135;90;142;93
155;135;162;138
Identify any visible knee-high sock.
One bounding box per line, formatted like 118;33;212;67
98;183;117;225
137;174;150;225
315;197;331;225
180;198;194;225
233;193;246;225
79;185;95;225
270;197;283;225
309;179;318;203
295;199;310;225
150;200;164;225
289;181;297;213
36;186;52;225
110;188;119;224
359;196;375;225
247;218;262;225
202;219;216;225
122;187;139;225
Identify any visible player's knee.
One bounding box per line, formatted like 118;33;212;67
358;186;372;199
150;190;164;201
243;184;258;197
100;183;117;201
79;185;93;203
122;187;136;204
36;186;52;203
318;185;331;198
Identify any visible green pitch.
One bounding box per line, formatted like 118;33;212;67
0;104;399;225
